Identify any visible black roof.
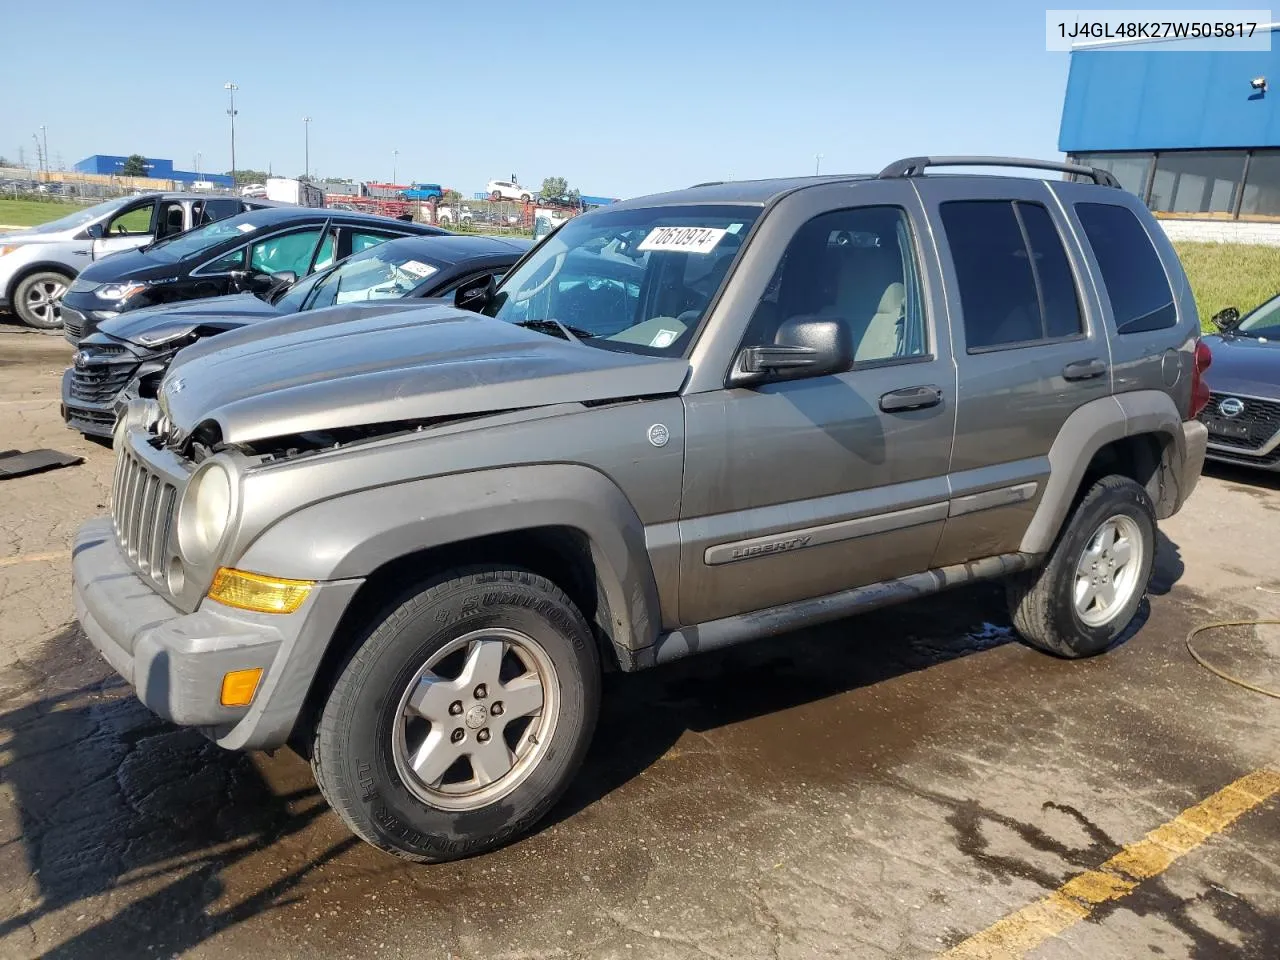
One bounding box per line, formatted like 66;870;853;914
373;233;530;263
610;175;875;210
221;205;447;234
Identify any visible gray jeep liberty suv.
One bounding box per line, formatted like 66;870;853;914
72;157;1210;862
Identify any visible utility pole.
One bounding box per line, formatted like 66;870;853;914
31;134;41;178
392;149;399;184
815;153;823;175
225;82;239;184
195;152;202;179
40;126;48;178
303;116;312;180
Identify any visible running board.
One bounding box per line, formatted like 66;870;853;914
639;552;1036;669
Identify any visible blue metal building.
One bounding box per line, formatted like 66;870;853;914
73;155;233;188
1060;27;1280;219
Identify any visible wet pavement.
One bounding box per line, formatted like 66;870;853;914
0;330;1276;959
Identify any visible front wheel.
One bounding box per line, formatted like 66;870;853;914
490;190;502;201
311;567;601;862
1006;475;1156;658
13;270;72;329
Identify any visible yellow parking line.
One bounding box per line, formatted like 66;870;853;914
0;551;64;568
940;768;1280;959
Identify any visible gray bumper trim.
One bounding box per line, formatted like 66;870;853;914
73;518;362;749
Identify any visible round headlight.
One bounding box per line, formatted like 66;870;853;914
177;461;233;562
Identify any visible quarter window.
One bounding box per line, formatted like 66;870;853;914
939;200;1083;351
1075;202;1177;334
743;206;927;363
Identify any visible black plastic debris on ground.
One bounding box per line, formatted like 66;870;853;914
0;449;84;480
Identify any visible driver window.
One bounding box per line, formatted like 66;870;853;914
106;202;156;236
155;201;186;239
248;229;323;276
742;206;927;363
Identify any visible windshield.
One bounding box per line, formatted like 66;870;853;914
21;196;134;235
302;243;442;311
146;214;259;261
486;204;760;355
1236;295;1280;337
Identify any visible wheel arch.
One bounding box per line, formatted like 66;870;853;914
5;260;77;303
1021;391;1187;554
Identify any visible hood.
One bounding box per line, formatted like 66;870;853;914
161;305;690;444
98;293;281;346
0;229;59;244
1202;333;1280;398
74;247;179;284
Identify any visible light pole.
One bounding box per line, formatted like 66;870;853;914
815;153;823;175
303;116;312;180
225;82;239;185
392;149;399;184
30;134;41;178
40;126;48;178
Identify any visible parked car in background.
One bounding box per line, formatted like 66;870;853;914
436;205;473;225
0;193;268;329
399;183;444;202
1197;294;1280;471
61;206;447;345
72;156;1208;862
240;183;267;198
487;178;533;202
62;233;529;436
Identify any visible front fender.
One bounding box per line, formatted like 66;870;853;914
235;463;665;653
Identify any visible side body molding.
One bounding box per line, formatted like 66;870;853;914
235;463;666;655
1020;390;1187;554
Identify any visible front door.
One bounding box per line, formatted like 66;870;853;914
91;199;158;259
678;185;957;625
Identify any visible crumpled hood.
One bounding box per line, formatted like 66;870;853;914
1203;334;1280;397
98;293;281;346
161;304;690;444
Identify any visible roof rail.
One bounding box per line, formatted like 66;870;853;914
690;180;725;188
878;155;1121;189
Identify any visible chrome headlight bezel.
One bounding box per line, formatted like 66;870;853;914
176;458;238;565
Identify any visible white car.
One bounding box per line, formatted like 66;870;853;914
436;205;474;224
486;179;533;202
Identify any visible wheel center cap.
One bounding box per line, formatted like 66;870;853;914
465;704;489;729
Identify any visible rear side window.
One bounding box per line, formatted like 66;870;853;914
1074;203;1177;334
940;201;1083;351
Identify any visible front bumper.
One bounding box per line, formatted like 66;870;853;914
73;518;362;749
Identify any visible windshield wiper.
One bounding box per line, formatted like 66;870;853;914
515;319;595;341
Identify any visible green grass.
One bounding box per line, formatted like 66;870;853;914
0;197;83;228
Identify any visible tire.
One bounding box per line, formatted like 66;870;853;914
520;194;531;203
490;190;502;201
13;270;72;329
311;567;601;862
1006;475;1156;658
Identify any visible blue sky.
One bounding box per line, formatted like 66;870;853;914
3;0;1104;197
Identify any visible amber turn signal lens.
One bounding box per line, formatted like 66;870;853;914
208;567;313;614
220;667;264;707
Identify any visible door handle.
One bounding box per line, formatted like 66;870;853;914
1063;358;1107;381
879;385;943;412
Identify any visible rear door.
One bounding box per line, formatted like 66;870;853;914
678;181;958;625
913;177;1111;565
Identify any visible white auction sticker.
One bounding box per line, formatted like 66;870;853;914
638;226;727;254
649;329;679;348
236;223;257;233
398;259;437;279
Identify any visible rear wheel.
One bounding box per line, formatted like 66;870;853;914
490;190;502;201
13;270;71;329
520;193;531;203
311;567;600;862
1007;475;1156;658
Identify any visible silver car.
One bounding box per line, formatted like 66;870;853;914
0;193;263;329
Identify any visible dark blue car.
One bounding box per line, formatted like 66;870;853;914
1199;295;1280;471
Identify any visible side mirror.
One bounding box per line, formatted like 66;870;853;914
271;270;298;288
1212;306;1241;331
455;274;495;313
86;222;105;239
730;315;854;387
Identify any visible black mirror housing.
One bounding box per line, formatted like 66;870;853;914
85;222;105;239
455;274;495;313
1212;306;1241;331
730;315;854;386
